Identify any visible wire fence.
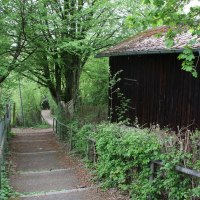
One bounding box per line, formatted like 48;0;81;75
53;117;97;161
0;104;11;190
53;117;74;151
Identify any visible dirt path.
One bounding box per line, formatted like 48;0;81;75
9;128;127;200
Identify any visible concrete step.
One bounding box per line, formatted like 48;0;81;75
12;128;53;135
10;169;79;193
11;140;58;153
12;133;55;142
20;188;107;200
13;151;67;171
9;128;123;200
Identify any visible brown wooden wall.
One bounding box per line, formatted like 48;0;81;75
109;53;200;130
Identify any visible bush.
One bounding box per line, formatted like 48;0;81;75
0;161;17;200
12;81;43;126
70;122;200;200
94;124;160;198
73;124;94;156
80;57;109;105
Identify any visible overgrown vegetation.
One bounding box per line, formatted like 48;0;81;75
127;0;200;77
80;57;109;105
58;122;200;200
0;0;143;109
0;163;17;200
12;80;43;126
0;130;17;200
0;0;200;199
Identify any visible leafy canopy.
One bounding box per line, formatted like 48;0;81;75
127;0;200;77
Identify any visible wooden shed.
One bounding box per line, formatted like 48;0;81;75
97;26;200;130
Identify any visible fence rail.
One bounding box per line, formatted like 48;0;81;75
53;117;74;151
85;139;200;179
53;118;96;160
52;118;200;192
0;104;11;190
150;160;200;179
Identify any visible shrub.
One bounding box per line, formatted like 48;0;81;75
12;81;42;126
94;124;160;198
70;122;200;199
0;165;16;200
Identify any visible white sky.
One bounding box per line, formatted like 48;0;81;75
184;0;200;13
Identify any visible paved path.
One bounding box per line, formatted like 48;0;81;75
41;110;53;126
9;128;124;200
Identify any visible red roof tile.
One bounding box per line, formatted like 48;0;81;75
97;26;200;57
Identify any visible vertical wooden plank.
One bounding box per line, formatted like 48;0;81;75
109;53;200;130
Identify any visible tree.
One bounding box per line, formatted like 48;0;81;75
0;0;153;114
127;0;200;76
14;0;141;108
0;0;36;84
80;57;109;105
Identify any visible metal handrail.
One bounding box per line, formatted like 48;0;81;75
52;117;200;183
53;117;74;150
53;117;69;129
0;104;11;190
78;136;200;179
150;160;200;179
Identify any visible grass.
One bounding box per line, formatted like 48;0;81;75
32;123;52;129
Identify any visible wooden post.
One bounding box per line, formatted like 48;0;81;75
59;124;61;140
69;127;72;151
93;141;96;164
6;104;9;118
53;118;54;132
150;162;155;181
56;120;58;135
18;79;25;126
86;139;89;160
148;162;155;200
0;156;2;190
13;103;16;127
60;126;63;140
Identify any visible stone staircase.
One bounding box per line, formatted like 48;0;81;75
9;128;109;200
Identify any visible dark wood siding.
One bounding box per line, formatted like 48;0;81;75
109;53;200;130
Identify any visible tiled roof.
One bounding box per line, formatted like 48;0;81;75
97;26;200;57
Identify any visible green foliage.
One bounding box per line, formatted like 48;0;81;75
0;0;139;107
115;92;131;125
0;76;18;117
12;79;44;126
94;124;160;197
0;163;17;200
73;123;94;156
109;70;132;125
66;121;200;199
75;105;108;124
1;142;18;200
33;122;51;129
126;0;200;77
80;57;109;105
178;46;197;77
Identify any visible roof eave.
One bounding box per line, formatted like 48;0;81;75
96;48;200;58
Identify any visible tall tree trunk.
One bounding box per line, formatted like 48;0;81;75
64;68;74;103
43;54;57;103
54;54;62;103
